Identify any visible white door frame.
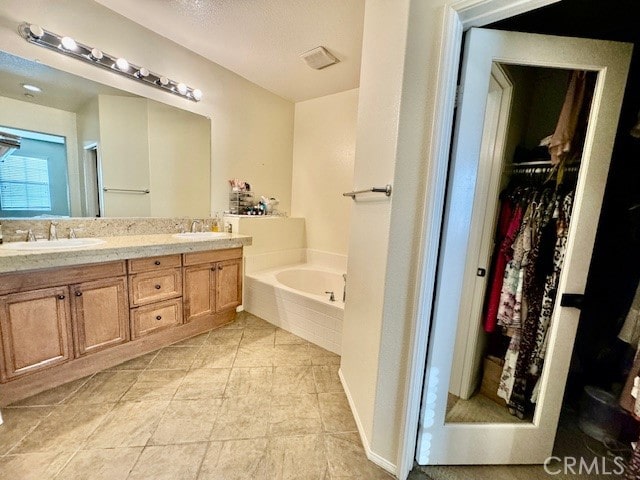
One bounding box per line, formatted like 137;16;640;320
449;62;513;400
397;1;561;478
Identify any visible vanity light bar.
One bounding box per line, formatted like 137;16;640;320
18;23;203;102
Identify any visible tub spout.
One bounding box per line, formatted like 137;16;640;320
325;291;335;302
342;274;347;302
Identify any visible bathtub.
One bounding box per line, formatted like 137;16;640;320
244;264;344;354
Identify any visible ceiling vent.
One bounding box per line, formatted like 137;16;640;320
300;46;338;70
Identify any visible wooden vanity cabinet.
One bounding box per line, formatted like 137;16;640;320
127;254;184;339
0;246;243;405
183;248;242;324
71;277;129;356
0;286;73;381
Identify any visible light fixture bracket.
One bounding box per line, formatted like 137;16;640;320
18;22;202;102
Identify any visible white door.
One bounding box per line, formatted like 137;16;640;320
416;28;631;465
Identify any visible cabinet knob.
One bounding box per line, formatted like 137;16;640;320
218;265;223;270
156;315;162;321
154;260;161;265
211;267;216;271
57;294;65;300
155;284;161;290
75;291;83;297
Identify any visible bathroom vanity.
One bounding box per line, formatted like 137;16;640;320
0;233;250;406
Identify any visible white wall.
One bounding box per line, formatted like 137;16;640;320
76;97;99;216
98;95;151;217
341;0;458;473
147;100;210;218
291;89;358;256
0;95;82;216
0;0;294;216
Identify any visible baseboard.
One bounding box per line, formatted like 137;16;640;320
338;368;398;476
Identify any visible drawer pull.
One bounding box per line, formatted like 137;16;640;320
75;291;83;297
211;267;216;271
57;294;66;300
156;315;162;321
154;260;161;265
155;284;162;290
218;265;223;270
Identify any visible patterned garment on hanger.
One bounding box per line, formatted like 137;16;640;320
529;192;573;380
508;190;557;418
497;201;534;329
484;199;523;332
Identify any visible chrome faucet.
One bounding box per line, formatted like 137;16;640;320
342;274;347;302
68;228;77;239
190;220;201;233
325;291;335;302
49;222;58;241
15;229;36;241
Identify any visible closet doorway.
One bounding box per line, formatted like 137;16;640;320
416;28;631;465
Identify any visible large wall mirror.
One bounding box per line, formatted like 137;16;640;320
0;50;211;219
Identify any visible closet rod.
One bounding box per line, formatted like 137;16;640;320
506;165;580;174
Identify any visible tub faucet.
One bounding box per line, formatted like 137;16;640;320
325;291;335;302
342;274;347;302
49;222;58;241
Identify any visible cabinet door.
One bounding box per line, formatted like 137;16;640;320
216;258;242;312
71;277;129;356
183;264;216;322
0;287;73;381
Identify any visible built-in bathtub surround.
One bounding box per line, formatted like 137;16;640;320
244;249;347;354
0;217;216;243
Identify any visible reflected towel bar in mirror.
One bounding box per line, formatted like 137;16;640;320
103;187;150;194
343;184;392;199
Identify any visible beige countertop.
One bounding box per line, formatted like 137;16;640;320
0;233;252;274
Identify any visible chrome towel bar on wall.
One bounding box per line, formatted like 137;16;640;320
343;184;392;199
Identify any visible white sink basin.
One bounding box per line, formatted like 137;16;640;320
1;238;106;251
173;232;230;240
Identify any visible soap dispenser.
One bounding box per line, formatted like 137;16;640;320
212;213;221;232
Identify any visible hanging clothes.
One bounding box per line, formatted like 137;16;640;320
621;345;640;479
484;197;521;333
619;280;640;349
530;192;574;379
548;71;587;165
483;186;572;418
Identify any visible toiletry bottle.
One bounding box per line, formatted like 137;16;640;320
212;213;220;232
0;222;3;244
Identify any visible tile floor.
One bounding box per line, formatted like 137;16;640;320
0;312;392;480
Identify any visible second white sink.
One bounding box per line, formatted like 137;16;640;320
173;232;230;240
1;238;106;251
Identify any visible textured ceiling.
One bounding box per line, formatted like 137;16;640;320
94;0;366;102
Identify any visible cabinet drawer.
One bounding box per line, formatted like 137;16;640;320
131;298;183;339
183;248;242;266
129;268;182;306
128;255;182;274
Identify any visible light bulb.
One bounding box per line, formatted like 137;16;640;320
90;48;103;61
136;68;149;78
115;58;129;71
22;84;42;93
28;24;44;39
192;89;203;101
176;83;187;95
60;36;77;50
157;76;169;87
